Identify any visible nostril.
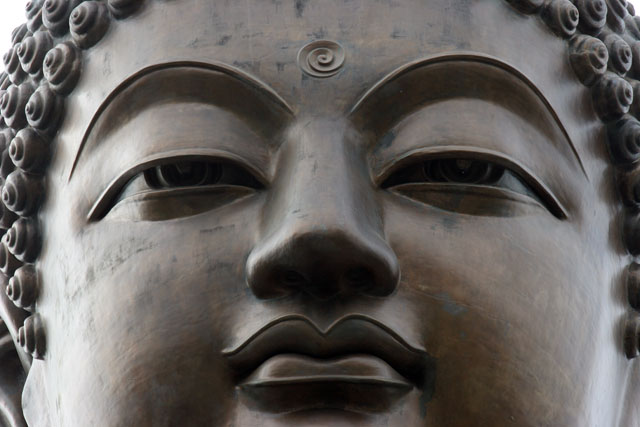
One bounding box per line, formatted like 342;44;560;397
345;267;372;288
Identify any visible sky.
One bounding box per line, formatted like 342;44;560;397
0;1;28;57
0;1;639;64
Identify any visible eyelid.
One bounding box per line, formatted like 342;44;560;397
376;145;568;220
87;148;268;221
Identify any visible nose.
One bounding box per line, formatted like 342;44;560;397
245;118;399;299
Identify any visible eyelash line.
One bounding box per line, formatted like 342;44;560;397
87;149;268;221
375;145;569;220
89;146;568;222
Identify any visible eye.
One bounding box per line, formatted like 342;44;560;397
383;158;506;187
144;161;222;188
90;156;264;222
142;160;261;189
381;156;566;219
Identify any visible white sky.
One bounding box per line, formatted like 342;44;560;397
0;1;639;65
0;1;28;57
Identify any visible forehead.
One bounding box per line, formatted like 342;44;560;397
55;0;596;177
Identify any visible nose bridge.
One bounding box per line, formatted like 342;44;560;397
282;118;370;229
246;117;399;299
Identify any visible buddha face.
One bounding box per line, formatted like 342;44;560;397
19;0;630;426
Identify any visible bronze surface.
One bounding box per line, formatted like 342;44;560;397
0;0;639;426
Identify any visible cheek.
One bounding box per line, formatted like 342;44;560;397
40;195;261;425
383;194;612;424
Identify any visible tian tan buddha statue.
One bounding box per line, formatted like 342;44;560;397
4;0;640;425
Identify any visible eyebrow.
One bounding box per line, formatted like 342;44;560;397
68;61;293;181
349;52;588;179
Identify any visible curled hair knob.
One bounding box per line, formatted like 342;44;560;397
628;42;640;79
576;0;608;35
626;14;640;39
11;24;31;46
0;73;9;92
18;314;45;359
624;315;640;359
0;152;16;186
591;72;633;121
3;47;27;85
107;0;144;19
17;31;52;77
0;82;35;130
2;170;44;216
619;167;640;206
5;218;41;263
0;202;18;231
542;0;580;38
11;24;30;47
0;128;17;183
624;212;640;255
7;264;38;311
70;2;110;49
43;42;81;95
602;32;632;75
9;128;49;174
43;0;82;36
25;0;44;33
628;263;640;311
606;0;629;33
607;116;640;165
0;128;15;153
569;35;609;86
0;241;22;277
17;327;24;351
25;86;63;136
504;0;544;14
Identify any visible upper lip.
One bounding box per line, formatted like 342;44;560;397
222;314;433;387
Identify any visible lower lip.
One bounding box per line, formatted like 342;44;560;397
238;353;413;413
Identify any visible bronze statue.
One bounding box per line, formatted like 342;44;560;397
1;0;640;425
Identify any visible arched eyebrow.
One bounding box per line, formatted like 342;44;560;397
68;61;294;181
349;52;588;180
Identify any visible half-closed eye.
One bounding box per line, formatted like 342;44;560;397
89;153;265;222
381;155;566;219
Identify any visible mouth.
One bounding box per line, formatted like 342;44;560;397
222;314;435;413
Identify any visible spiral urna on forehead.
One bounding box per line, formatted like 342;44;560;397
0;0;638;360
